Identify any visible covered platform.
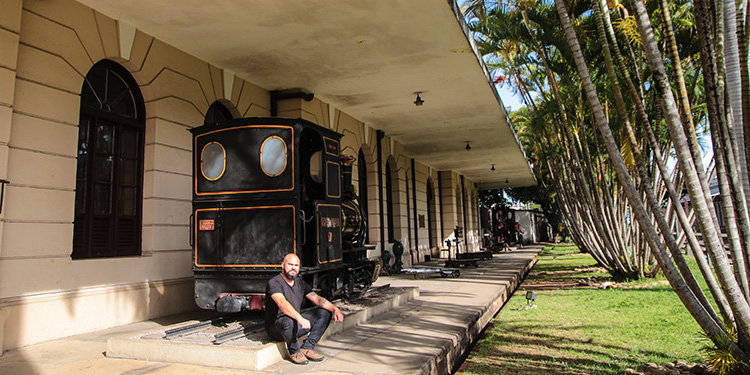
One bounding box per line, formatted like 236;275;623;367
0;248;539;375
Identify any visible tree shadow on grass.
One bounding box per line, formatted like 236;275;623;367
455;250;704;375
459;320;678;375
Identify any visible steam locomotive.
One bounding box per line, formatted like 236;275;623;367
191;117;379;313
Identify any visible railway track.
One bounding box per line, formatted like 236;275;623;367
163;284;391;345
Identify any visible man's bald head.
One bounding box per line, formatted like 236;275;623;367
283;253;300;265
281;253;300;280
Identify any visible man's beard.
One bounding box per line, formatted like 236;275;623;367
283;269;297;279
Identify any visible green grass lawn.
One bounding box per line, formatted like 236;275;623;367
457;245;706;375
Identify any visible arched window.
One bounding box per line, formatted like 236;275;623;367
204;101;233;125
72;60;145;259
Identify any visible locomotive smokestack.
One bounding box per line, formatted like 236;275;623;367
340;154;356;199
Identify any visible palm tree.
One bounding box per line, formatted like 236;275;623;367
554;0;749;360
470;1;658;278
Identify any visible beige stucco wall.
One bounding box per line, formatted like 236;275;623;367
437;170;480;253
0;0;23;357
0;0;483;352
411;161;440;262
357;140;381;258
0;0;272;350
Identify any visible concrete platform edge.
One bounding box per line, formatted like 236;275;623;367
327;286;420;338
418;256;538;375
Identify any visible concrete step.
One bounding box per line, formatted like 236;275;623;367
106;287;419;371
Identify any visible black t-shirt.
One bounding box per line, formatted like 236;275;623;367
265;273;313;326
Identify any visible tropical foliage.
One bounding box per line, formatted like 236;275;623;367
467;0;670;279
465;0;750;368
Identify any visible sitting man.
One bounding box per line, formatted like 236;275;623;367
265;253;344;365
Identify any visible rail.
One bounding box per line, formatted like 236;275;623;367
163;311;253;340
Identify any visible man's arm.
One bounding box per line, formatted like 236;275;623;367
306;292;344;322
271;292;311;329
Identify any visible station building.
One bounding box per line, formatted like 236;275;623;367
0;0;535;353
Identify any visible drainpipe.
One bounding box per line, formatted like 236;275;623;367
376;130;385;252
405;167;412;264
461;175;468;250
412;159;418;252
270;89;314;117
438;171;444;245
475;183;482;246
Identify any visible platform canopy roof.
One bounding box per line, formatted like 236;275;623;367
78;0;536;189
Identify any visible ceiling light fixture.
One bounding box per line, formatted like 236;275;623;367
491;164;495;171
414;92;424;106
465;142;471;151
505;178;509;184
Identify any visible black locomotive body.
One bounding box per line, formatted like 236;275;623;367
191;117;378;312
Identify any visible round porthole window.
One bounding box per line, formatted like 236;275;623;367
261;136;287;177
201;142;225;181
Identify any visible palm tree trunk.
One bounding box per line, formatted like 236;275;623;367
692;0;750;330
556;0;747;360
591;0;722;321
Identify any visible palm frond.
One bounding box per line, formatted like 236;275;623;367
699;320;748;375
612;16;641;48
618;131;635;172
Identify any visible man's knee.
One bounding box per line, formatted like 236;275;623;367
270;316;298;341
277;315;297;329
312;308;332;322
303;308;332;328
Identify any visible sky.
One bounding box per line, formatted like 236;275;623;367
456;0;525;112
497;85;525;112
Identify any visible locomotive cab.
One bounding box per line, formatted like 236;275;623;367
298;127;343;268
191;117;375;312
